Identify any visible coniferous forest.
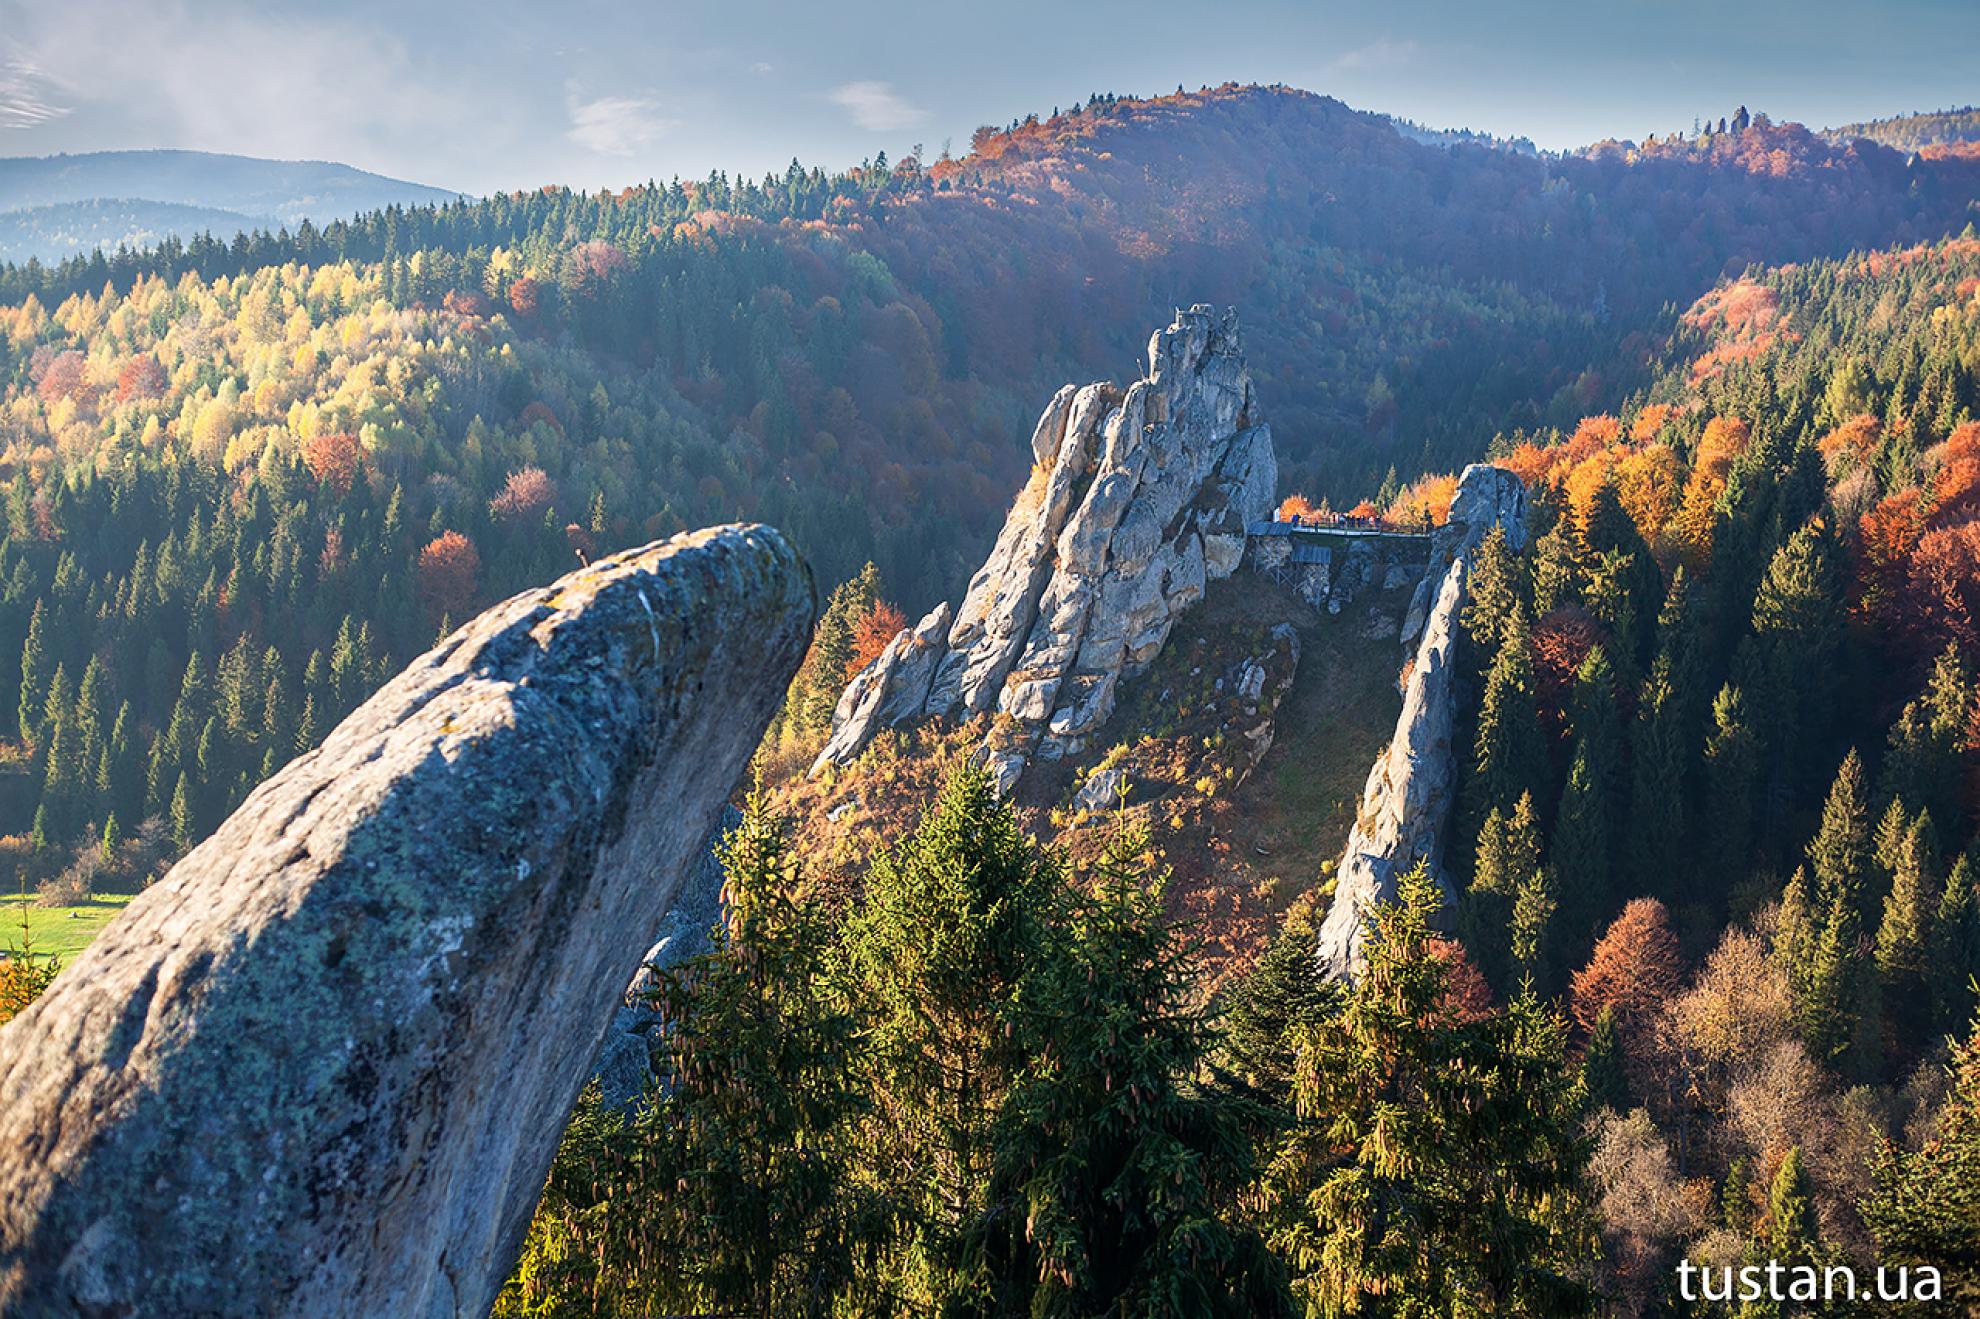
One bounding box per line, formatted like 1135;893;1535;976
5;68;1980;1317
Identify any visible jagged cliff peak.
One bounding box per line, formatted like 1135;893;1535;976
813;305;1277;791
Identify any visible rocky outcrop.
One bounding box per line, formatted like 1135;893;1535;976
0;525;813;1319
592;804;739;1114
1400;462;1527;651
809;602;952;776
1316;465;1527;979
814;306;1277;790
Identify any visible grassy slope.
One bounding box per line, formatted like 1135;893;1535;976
774;570;1407;991
1;892;135;963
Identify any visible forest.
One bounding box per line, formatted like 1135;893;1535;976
4;82;1980;1314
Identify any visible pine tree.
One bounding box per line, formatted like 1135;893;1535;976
1529;523;1581;616
1262;862;1596;1314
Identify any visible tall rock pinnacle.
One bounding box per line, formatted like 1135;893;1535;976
813;305;1277;791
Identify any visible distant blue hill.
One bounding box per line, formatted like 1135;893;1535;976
0;149;465;263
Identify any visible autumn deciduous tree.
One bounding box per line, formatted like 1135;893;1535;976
490;466;559;522
115;355;168;403
845;601;906;679
1571;899;1684;1064
301;432;364;497
417;531;481;618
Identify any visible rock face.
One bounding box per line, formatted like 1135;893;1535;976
592;804;739;1114
814;306;1277;789
1315;465;1527;979
809;601;951;777
0;525;814;1319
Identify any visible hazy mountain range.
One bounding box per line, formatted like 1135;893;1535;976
0;150;461;264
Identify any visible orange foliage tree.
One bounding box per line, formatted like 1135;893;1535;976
301;432;364;497
1570;898;1684;1048
847;600;908;678
417;531;481;619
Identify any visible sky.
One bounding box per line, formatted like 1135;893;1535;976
0;0;1974;196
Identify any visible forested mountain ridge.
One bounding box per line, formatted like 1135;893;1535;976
0;82;1976;927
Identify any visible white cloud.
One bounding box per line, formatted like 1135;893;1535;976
750;61;774;75
0;59;68;128
1328;39;1420;74
566;94;676;156
829;80;925;132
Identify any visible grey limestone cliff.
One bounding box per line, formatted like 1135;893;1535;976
813;306;1277;791
0;524;814;1319
1315;464;1527;979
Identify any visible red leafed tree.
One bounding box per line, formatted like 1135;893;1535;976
116;355;168;403
508;277;540;317
490;466;559;521
35;350;89;406
301;432;364;497
1428;938;1494;1024
418;531;481;618
1906;522;1980;658
441;288;485;318
1570;898;1684;1046
846;600;907;678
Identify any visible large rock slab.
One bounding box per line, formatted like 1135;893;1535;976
0;524;814;1318
1314;464;1528;979
808;601;953;775
1315;552;1469;979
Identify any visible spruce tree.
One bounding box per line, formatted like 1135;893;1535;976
1701;683;1759;880
841;761;1058;1309
1931;855;1980;1044
16;597;45;743
519;784;873;1318
970;824;1291;1315
1463;603;1547;845
1582;1005;1631;1114
1460;524;1521;656
1262;862;1595;1314
1627;655;1689;905
1875;817;1937;1063
1808;750;1871;917
1553;646;1621;952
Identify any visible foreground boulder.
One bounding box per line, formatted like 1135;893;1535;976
0;524;813;1318
1316;464;1526;979
814;305;1277;790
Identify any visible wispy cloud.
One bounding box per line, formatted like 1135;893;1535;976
750;61;774;75
0;58;69;128
1328;39;1420;74
829;80;925;132
566;94;676;156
